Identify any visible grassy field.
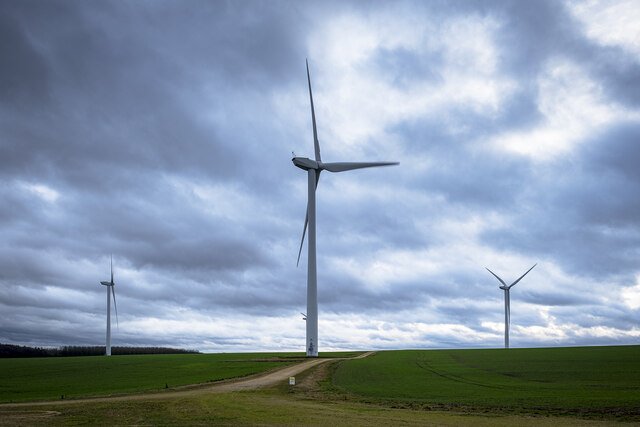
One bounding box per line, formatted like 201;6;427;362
0;351;354;403
0;351;627;426
333;346;640;415
1;347;638;425
0;389;617;426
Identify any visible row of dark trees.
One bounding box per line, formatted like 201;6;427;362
0;343;199;358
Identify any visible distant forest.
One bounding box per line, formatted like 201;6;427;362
0;343;200;358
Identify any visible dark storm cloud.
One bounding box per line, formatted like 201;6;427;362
1;0;639;351
492;1;583;74
585;46;640;109
0;0;309;343
584;122;640;193
0;1;305;258
0;4;52;109
319;276;430;313
0;0;308;186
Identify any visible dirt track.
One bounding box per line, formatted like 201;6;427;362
0;352;376;408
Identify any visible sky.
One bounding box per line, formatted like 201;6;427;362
1;0;639;353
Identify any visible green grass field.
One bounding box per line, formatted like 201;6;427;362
0;389;616;426
0;352;314;403
333;346;640;414
1;347;638;425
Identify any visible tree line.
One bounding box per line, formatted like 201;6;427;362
0;343;199;358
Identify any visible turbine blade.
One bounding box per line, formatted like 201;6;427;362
111;285;118;328
110;254;113;284
322;161;399;173
485;267;507;287
296;172;320;267
509;263;537;289
306;59;321;162
296;210;308;267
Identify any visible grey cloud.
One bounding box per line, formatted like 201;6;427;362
479;121;640;281
1;0;639;352
586;46;640;109
522;290;599;307
0;5;52;109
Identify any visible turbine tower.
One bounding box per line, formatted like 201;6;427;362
100;255;118;356
485;263;536;349
293;60;398;357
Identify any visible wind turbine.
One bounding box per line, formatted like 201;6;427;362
100;255;118;356
292;60;398;357
485;263;536;349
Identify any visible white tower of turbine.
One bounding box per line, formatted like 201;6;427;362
100;255;118;356
293;60;398;357
486;263;536;349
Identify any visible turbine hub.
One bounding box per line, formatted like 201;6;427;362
292;156;319;171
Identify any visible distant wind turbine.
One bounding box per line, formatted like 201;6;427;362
100;255;118;356
293;59;398;357
486;263;536;349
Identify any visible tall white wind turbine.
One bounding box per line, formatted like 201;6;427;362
100;255;118;356
293;60;398;357
485;263;536;349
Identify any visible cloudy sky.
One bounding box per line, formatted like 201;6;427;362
1;0;639;353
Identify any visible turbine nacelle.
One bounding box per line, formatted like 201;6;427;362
100;281;113;287
293;157;399;173
292;157;319;171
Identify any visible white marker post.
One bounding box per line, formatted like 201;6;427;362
289;376;295;385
